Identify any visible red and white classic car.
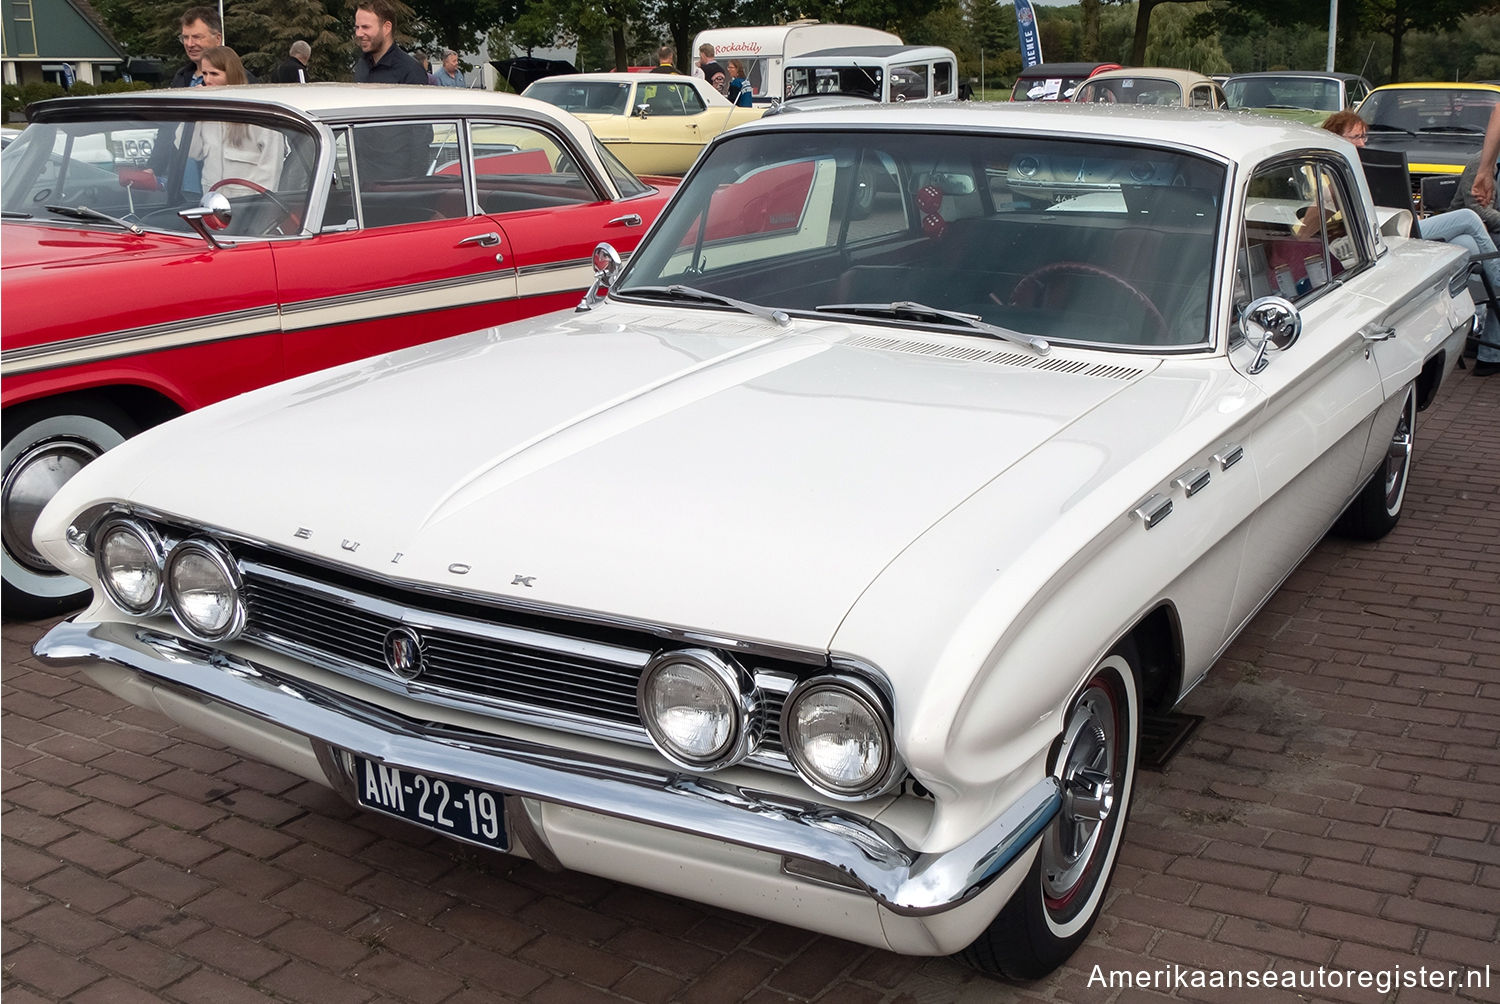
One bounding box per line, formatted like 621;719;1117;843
1;84;677;617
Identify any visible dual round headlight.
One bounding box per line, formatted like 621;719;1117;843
94;521;244;641
637;649;900;801
638;649;759;771
782;676;899;801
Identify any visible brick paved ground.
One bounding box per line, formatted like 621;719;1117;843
3;369;1497;1003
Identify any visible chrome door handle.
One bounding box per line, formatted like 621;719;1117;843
1359;324;1396;342
459;231;501;247
606;214;643;227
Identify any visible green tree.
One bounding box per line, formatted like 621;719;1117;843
1141;2;1228;72
228;0;345;80
1359;0;1480;81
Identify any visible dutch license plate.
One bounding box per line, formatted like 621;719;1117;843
354;757;509;851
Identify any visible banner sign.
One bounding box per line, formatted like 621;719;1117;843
1014;0;1044;69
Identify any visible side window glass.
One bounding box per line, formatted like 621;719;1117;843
1191;86;1213;109
352;120;465;229
325;128;356;230
1238;159;1364;314
674;83;707;113
934;62;953;97
469;121;597;214
641;83;689;116
894;64;928;101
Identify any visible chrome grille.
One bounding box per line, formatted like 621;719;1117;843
234;555;794;766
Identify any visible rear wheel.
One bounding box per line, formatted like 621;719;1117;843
1334;385;1415;541
960;646;1140;980
2;399;137;619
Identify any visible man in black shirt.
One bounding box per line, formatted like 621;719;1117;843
650;45;679;74
695;43;725;91
271;40;311;83
353;0;427;84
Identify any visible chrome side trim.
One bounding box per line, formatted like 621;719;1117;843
1172;467;1210;498
1131;493;1173;529
36;618;1059;916
1;305;282;376
1213;444;1244;471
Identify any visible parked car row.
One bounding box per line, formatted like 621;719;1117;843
1014;64;1498;207
25;98;1477;981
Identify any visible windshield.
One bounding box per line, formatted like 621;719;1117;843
1224;77;1341;111
1;113;317;237
525;79;632;116
615;128;1226;348
1360;88;1499;134
1075;77;1184;106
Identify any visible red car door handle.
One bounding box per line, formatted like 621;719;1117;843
607;214;643;227
458;231;501;248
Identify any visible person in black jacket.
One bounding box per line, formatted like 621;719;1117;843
650;45;679;74
352;0;427;84
271;40;311;83
169;6;222;87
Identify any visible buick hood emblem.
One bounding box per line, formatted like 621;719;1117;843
383;626;426;681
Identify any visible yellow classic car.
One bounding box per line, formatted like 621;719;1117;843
523;72;764;176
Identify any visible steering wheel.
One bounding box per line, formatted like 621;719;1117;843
1007;261;1170;344
208;177;300;234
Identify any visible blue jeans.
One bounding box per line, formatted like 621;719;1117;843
1422;208;1500;362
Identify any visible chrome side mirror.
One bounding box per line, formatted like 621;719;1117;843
577;242;623;311
633;102;650;119
178;192;233;249
1241;295;1301;374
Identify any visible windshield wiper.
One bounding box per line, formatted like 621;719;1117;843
813;301;1049;354
1367;124;1414;136
2;210;33;219
1418;125;1484;134
43;204;144;235
623;284;791;327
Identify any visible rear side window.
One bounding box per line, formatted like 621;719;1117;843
349;120;466;228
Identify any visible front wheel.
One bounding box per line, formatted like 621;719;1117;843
2;399;137;619
960;646;1140;979
1334;385;1415;541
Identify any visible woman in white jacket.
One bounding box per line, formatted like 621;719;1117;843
191;47;284;193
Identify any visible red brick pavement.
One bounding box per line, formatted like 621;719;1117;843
4;368;1497;1003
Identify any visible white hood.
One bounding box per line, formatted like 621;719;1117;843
48;306;1153;649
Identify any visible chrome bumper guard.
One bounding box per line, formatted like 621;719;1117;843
36;619;1060;916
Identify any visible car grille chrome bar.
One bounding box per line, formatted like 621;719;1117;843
236;556;794;768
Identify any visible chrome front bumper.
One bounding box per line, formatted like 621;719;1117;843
35;618;1059;917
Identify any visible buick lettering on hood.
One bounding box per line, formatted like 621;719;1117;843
33;103;1476;978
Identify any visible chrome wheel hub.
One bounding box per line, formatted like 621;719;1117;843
1382;407;1413;510
2;438;100;573
1041;683;1118;904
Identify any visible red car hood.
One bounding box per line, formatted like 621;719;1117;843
1;220;204;271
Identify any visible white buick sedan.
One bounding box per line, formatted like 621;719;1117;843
33;103;1476;979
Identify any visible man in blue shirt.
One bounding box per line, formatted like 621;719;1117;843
434;51;466;87
353;0;427;84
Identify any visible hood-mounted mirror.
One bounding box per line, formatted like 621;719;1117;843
577;242;623;310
